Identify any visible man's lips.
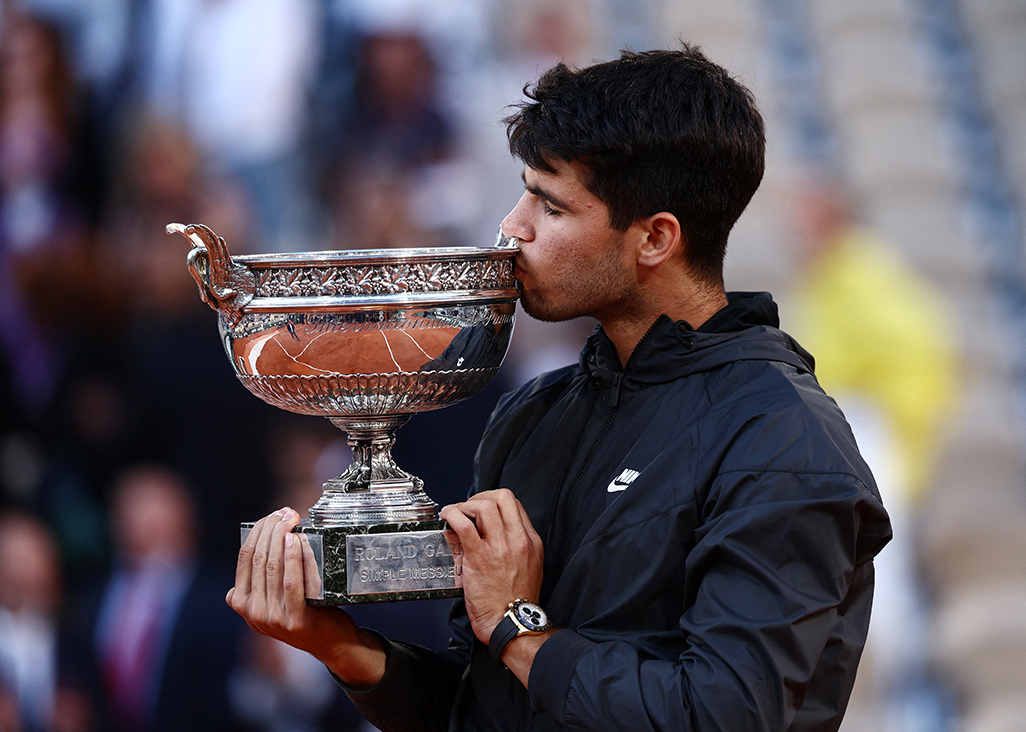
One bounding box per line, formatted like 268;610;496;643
513;260;527;282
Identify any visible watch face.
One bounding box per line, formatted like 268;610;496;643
514;601;549;631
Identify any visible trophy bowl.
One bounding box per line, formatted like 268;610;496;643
167;222;519;604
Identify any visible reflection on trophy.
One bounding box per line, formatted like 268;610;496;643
166;223;518;605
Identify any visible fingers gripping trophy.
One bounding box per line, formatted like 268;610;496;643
167;223;519;605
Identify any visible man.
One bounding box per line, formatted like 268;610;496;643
228;45;891;731
61;465;244;732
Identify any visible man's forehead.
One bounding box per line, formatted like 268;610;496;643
522;161;588;191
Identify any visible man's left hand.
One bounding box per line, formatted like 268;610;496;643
440;489;544;644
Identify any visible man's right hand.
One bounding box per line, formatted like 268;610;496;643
226;507;387;689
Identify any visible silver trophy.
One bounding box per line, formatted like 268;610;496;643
167;223;518;605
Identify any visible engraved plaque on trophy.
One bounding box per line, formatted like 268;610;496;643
167;223;518;605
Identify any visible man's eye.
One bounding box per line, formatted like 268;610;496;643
543;204;562;216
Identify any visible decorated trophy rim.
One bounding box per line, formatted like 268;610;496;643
243;254;518;307
167;222;520;323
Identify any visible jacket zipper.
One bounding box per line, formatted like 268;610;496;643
554;406;618;570
552;320;661;571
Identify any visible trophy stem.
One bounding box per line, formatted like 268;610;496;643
308;416;439;527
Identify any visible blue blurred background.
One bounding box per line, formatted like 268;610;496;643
0;0;1023;731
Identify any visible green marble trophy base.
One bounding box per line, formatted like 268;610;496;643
242;519;464;606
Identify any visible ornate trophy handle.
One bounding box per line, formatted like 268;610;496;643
166;222;255;326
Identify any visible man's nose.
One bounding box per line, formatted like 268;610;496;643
501;193;533;242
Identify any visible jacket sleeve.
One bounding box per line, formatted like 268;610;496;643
340;602;475;731
527;469;891;732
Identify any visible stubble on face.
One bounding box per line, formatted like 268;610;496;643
512;162;640;325
518;237;636;324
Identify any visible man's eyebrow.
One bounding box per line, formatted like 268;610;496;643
521;171;574;212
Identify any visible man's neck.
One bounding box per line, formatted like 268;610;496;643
601;286;728;367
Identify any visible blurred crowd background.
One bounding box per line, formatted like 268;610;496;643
0;0;1023;731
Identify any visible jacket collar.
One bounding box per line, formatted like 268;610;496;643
580;292;815;390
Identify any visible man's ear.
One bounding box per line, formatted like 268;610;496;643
635;212;683;268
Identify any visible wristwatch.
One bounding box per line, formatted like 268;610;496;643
488;599;552;663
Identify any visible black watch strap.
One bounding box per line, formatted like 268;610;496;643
488;614;520;663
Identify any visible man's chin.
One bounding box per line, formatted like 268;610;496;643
520;297;580;324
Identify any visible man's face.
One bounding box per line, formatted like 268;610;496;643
501;160;638;323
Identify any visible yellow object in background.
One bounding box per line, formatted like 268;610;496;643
794;227;960;504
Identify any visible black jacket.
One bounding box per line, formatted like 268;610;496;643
347;292;892;731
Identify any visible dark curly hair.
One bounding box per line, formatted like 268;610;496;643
504;44;765;285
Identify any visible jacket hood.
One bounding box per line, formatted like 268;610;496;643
581;292;816;391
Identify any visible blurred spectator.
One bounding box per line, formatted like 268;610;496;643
789;178;959;503
0;11;88;255
787;176;960;730
59;464;245;732
0;11;103;421
136;0;321;251
328;29;466;250
0;511;62;732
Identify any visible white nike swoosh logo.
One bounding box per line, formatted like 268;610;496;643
607;468;641;493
